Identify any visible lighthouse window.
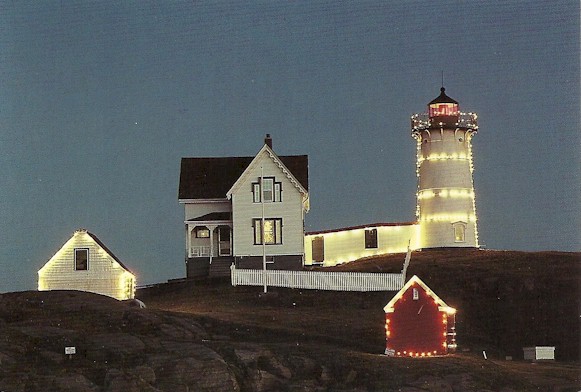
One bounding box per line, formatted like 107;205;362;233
453;223;466;243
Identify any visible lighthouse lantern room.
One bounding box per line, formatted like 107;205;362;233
411;87;479;249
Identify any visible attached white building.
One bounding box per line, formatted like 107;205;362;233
305;223;419;266
38;229;136;300
178;135;309;278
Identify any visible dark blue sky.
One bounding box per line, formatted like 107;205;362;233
1;1;579;292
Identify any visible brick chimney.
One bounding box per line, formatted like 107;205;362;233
264;134;273;149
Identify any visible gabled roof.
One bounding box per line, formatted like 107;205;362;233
39;230;133;275
383;275;455;314
179;149;308;200
85;231;133;274
226;144;308;200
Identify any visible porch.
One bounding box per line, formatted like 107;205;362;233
185;212;233;271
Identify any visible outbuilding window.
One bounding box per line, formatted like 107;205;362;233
312;236;325;263
74;248;88;271
365;228;378;249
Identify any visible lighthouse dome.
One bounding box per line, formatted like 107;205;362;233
428;87;459;118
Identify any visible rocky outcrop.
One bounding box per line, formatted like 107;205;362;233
0;289;576;391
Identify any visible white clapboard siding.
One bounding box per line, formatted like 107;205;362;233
230;265;404;292
38;230;135;300
231;151;306;256
304;224;419;266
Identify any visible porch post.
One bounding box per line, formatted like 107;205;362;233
209;227;214;265
229;224;233;256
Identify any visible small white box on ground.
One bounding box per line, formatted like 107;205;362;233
523;346;555;361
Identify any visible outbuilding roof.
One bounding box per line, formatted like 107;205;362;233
84;231;133;274
179;154;308;200
384;275;455;314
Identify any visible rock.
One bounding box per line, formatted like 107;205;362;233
132;365;156;384
408;375;453;392
85;333;145;363
235;346;292;379
104;369;159;392
153;355;239;391
52;374;100;392
253;369;284;392
0;350;15;365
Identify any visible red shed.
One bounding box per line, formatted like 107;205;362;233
383;275;456;357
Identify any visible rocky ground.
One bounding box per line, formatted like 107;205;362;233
0;249;579;391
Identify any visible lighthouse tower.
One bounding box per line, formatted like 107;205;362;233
411;87;479;249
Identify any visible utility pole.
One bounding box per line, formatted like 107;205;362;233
261;166;267;293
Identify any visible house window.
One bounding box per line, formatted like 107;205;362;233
262;178;273;202
365;228;378;249
253;183;261;203
75;248;88;271
253;218;283;245
452;222;466;243
195;227;210;238
252;177;282;203
412;288;419;300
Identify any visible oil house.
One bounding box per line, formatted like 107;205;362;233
38;229;136;301
383;275;456;357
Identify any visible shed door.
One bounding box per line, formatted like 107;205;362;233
312;236;324;263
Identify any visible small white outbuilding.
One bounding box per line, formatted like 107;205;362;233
523;346;555;361
38;229;136;300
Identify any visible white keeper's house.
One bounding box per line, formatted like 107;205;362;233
178;135;309;278
38;229;136;300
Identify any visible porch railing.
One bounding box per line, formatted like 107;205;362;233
189;246;211;257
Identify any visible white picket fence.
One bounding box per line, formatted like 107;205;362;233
230;265;405;292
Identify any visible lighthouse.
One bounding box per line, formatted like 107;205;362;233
411;87;479;249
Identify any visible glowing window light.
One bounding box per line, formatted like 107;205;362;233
420;213;476;223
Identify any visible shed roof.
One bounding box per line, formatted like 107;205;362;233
383;275;455;314
179;154;308;200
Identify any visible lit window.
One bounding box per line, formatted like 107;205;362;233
75;248;88;271
195;227;210;238
365;228;378;249
452;222;466;242
412;288;419;300
253;218;282;245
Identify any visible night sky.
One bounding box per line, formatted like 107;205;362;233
1;1;579;292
